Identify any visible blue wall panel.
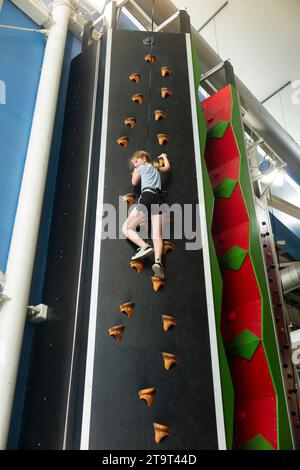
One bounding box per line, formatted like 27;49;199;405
0;1;81;448
8;30;80;449
0;0;45;272
8;30;80;448
270;213;300;261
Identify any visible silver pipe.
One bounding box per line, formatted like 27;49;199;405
0;0;70;449
0;24;47;33
134;0;300;183
281;263;300;294
261;81;292;104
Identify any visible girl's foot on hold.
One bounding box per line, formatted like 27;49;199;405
152;261;165;279
131;244;154;261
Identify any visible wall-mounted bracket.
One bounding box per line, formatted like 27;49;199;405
82;20;93;52
201;59;236;88
27;303;49;323
0;272;10;303
103;0;118;30
0;271;6;294
0;23;48;34
0;293;10;303
179;10;190;34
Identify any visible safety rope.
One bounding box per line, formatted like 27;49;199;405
146;0;155;157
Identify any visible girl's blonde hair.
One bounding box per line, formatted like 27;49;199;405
129;150;151;171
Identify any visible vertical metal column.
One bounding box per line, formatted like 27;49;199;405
0;0;70;449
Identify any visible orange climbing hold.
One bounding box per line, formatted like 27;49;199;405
161;66;171;77
122;193;136;206
119;301;135;318
124;117;137;128
132;93;143;104
151;276;166;292
117;136;129;148
154;109;167;121
129;72;141;83
130;260;144;273
138;387;156;407
144;54;156;63
163;240;174;255
157;134;169;145
162;352;178;370
158;156;165;167
153;423;171;444
162;315;177;332
107;325;125;342
161;87;172;98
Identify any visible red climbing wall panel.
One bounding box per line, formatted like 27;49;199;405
201;85;292;450
255;199;300;446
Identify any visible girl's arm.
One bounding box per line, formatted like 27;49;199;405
132;169;141;186
158;153;171;173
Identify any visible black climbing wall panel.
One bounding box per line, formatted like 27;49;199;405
20;29;220;451
87;30;219;450
19;40;106;449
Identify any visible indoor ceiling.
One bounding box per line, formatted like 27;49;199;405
172;0;300;147
9;0;300;221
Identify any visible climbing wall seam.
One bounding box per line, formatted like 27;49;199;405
186;33;227;450
80;30;113;450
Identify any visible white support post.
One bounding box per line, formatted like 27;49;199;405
0;0;70;449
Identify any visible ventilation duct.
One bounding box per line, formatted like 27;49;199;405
281;262;300;294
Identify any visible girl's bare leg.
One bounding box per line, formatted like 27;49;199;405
122;208;148;248
151;213;163;261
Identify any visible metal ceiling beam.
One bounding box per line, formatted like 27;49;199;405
197;1;228;33
261;80;292;105
10;0;101;41
11;0;50;26
125;0;157;30
10;1;300;185
154;10;179;32
268;195;300;221
0;23;47;33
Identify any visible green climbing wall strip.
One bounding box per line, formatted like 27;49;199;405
219;246;248;271
230;86;293;449
191;45;207;155
213;178;238;200
191;43;234;450
225;329;261;360
207;121;229;140
241;434;275;451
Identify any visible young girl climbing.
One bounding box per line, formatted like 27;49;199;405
122;150;171;279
